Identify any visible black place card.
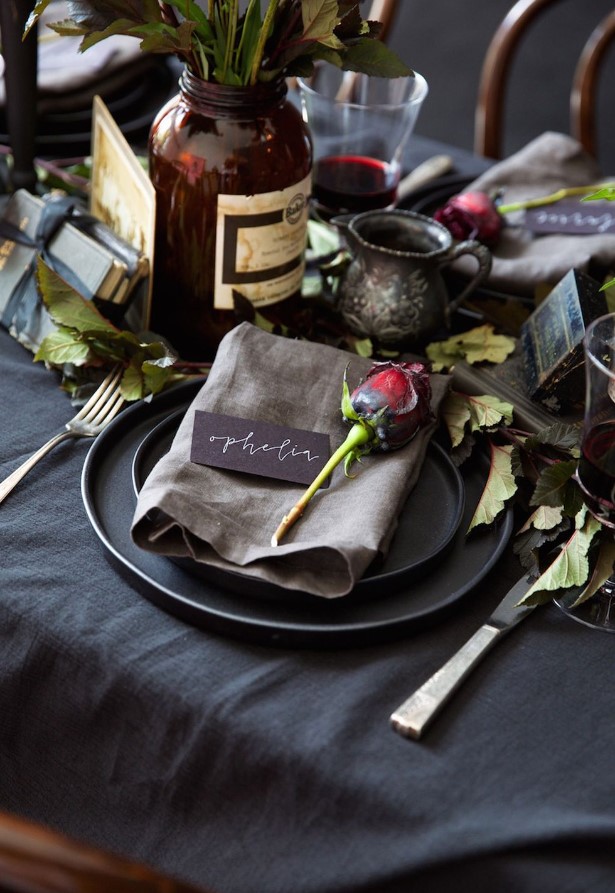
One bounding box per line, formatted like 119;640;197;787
190;411;331;486
524;199;615;235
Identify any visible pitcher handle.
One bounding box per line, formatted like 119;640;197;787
442;240;492;314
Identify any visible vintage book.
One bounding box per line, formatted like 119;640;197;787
519;268;608;413
0;189;149;352
0;190;129;304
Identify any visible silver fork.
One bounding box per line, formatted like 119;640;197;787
0;365;125;504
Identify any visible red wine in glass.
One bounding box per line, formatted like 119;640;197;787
312;154;399;216
576;419;615;529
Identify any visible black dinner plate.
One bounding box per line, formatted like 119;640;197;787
130;406;465;602
81;379;514;648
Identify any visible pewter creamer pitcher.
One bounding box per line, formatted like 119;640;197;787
334;209;492;346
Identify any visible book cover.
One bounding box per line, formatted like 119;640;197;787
0;190;129;307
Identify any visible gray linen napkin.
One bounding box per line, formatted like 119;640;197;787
131;323;450;598
454;132;615;295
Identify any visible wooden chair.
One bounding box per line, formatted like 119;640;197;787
475;0;615;160
570;8;615;159
365;0;399;43
0;809;211;893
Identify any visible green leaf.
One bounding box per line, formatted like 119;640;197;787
308;219;342;258
530;459;583;515
441;391;472;448
36;259;118;335
523;422;581;456
34;328;92;366
440;391;513;445
341;36;413;77
569;537;615;606
425;324;516;371
468;442;517;531
467;393;514;431
120;362;147;401
341;367;360;421
518;504;564;533
517;509;603;605
513;518;570;569
143;355;177;395
582;185;615;202
33;254;181;401
301;0;340;40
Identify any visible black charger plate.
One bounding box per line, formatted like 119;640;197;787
82;379;514;648
130;405;465;602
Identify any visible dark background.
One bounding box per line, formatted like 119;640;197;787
387;0;615;171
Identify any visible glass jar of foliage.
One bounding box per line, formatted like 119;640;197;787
27;1;411;360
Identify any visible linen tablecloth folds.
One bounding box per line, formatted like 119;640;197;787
454;131;615;295
131;323;450;598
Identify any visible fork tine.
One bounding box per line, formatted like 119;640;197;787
74;366;123;424
88;389;125;429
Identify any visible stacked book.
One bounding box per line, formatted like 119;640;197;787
0;189;149;351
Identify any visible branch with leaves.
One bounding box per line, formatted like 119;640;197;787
25;1;411;85
33;259;209;401
429;326;615;610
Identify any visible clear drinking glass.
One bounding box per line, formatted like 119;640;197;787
556;311;615;631
298;68;428;219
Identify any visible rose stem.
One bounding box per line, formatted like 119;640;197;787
271;423;372;547
498;183;614;215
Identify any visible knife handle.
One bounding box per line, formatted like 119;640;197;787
390;624;501;740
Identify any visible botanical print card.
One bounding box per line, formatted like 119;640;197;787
90;95;156;326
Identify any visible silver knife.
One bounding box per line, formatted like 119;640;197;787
396;154;453;204
390;574;536;740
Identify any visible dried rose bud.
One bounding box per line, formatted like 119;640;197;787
433;190;502;248
347;361;432;451
271;361;432;545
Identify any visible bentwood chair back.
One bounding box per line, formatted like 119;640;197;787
365;0;400;42
0;810;210;893
475;0;615;160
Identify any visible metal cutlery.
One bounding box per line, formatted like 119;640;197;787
390;574;537;740
0;365;125;504
396;154;453;203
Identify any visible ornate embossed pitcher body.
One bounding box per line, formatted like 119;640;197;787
334;210;491;347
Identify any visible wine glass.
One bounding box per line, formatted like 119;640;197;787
556;311;615;631
297;67;428;220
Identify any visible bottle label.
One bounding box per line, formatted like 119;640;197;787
214;174;311;310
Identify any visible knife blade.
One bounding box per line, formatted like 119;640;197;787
390;574;537;740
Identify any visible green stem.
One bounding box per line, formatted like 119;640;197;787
498;182;615;215
221;0;238;82
271;423;372;546
249;0;280;85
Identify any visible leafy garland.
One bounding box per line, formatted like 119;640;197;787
427;327;615;609
33;251;615;608
33;259;208;400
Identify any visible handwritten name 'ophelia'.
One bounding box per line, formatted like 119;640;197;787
209;431;321;463
190;410;331;487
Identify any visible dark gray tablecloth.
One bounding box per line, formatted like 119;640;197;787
2;140;615;892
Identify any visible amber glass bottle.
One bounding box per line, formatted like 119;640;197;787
148;69;312;361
